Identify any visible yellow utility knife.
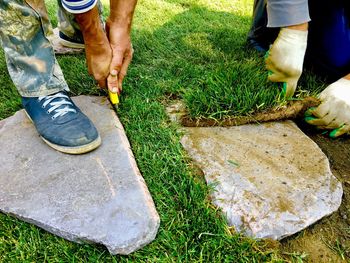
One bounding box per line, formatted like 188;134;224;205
108;90;119;110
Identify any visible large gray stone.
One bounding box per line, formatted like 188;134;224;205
181;121;343;240
0;96;159;255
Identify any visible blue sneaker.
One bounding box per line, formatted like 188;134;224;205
22;91;101;154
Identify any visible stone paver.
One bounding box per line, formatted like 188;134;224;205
181;121;343;240
0;96;160;255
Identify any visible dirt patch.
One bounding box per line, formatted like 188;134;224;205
279;121;350;262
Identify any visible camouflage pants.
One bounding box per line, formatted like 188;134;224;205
0;0;100;97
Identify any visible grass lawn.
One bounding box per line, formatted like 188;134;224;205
0;0;326;261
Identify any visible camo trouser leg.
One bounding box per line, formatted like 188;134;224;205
0;0;69;97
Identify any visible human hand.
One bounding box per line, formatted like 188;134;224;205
105;19;134;94
85;35;112;88
305;78;350;138
75;6;112;88
265;28;308;98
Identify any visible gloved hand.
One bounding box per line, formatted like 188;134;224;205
305;78;350;138
75;6;112;88
265;28;308;98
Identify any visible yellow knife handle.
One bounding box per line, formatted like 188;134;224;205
108;90;119;105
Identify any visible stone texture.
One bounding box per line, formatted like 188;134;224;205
181;121;343;240
0;96;160;255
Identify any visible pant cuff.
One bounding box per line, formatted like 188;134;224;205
19;86;69;98
267;0;311;28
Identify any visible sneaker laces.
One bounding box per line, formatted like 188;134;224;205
38;92;76;119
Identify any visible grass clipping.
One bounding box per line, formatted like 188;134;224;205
169;97;320;127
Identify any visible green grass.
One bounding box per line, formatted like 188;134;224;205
0;0;327;261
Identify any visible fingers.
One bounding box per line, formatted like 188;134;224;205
267;71;296;98
283;81;296;98
97;78;107;89
304;115;346;138
324;118;344;130
108;49;124;93
306;101;330;118
267;70;283;82
107;69;119;94
108;47;133;93
266;55;296;98
305;101;334;127
305;101;349;138
305;112;336;127
330;124;350;138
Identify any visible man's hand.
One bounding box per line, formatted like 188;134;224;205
265;28;308;98
75;6;112;88
305;78;350;138
105;0;137;94
105;20;134;94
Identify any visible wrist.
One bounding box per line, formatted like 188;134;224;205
75;6;105;41
286;22;308;31
279;28;308;45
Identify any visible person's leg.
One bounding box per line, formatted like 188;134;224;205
247;0;279;53
307;0;350;80
0;0;68;97
0;0;101;153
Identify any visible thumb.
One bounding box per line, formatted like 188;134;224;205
107;72;119;93
108;51;123;93
284;80;297;98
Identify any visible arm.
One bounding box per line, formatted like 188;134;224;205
61;0;112;88
74;5;112;88
109;0;138;28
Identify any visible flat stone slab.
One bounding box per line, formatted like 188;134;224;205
181;121;343;240
0;96;159;255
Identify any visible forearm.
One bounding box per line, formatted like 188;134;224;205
74;6;103;41
108;0;138;30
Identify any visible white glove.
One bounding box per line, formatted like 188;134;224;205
305;78;350;137
265;28;308;98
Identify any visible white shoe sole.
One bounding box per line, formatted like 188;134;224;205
42;135;101;154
